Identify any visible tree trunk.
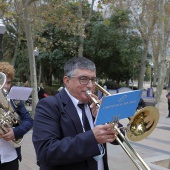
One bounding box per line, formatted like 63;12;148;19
134;0;157;89
78;28;84;57
155;0;167;103
77;0;95;57
138;40;149;89
22;0;38;117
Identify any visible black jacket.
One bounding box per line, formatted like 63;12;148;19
33;88;123;170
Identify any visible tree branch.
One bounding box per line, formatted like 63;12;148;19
24;0;38;6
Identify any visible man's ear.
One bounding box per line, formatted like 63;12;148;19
63;76;69;87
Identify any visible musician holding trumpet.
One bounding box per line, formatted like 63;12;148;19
33;57;123;170
0;62;33;170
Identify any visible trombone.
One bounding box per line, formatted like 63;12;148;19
86;82;159;170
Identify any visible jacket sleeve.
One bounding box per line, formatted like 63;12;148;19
13;101;33;140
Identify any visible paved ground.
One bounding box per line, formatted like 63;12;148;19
20;87;170;170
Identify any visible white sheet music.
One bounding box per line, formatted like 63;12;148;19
7;86;33;100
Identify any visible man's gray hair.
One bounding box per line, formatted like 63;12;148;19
64;57;96;76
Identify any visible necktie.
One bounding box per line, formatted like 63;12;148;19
78;104;105;162
78;103;91;131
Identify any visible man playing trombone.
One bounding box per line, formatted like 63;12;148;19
32;56;123;170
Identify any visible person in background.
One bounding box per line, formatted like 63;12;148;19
38;82;45;100
58;86;63;92
137;98;145;110
33;57;123;170
24;81;30;87
24;80;32;106
166;92;170;118
0;62;33;170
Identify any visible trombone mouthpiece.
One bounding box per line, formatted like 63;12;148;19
86;90;92;96
86;90;100;108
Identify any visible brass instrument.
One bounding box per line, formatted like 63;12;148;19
86;82;159;170
0;72;23;148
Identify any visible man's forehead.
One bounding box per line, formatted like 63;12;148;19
76;69;96;74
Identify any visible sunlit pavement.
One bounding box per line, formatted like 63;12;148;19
20;84;170;170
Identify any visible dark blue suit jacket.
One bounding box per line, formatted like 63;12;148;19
33;88;113;170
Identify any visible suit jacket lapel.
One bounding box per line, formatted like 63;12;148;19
60;89;84;133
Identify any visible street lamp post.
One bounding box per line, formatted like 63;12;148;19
33;47;40;82
34;47;39;58
150;62;154;88
34;47;39;67
0;19;6;61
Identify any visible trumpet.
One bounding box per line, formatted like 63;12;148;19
86;82;159;170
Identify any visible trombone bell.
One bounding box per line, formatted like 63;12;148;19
127;106;159;141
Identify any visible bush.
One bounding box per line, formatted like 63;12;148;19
129;86;138;90
104;81;118;89
104;81;138;90
44;84;63;95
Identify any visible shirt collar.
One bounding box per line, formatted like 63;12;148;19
65;87;80;107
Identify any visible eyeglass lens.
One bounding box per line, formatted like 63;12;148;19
79;76;96;85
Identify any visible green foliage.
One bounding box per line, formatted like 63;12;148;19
35;23;78;85
104;81;119;89
84;9;142;84
14;49;30;82
2;19;30;83
2;2;143;87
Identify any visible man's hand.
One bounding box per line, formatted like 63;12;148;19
1;128;15;141
92;123;118;144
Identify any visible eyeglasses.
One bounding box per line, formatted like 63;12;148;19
69;76;97;85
